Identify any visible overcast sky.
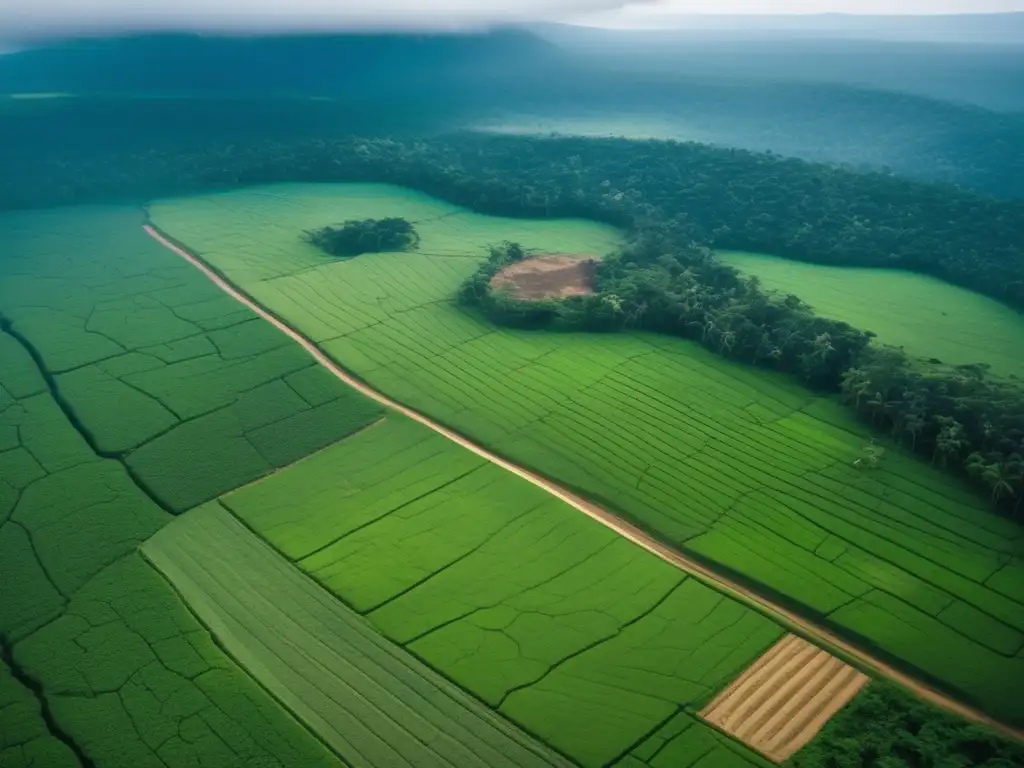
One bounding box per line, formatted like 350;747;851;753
0;0;1021;39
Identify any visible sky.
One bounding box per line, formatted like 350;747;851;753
0;0;1020;40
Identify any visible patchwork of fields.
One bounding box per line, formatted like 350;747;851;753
144;503;572;768
0;206;383;512
718;250;1024;378
0;219;347;767
0;201;792;768
223;414;781;767
151;183;1024;727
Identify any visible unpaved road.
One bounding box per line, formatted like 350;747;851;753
144;223;1024;744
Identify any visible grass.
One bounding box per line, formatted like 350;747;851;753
718;250;1024;379
0;206;385;512
224;414;783;768
143;502;575;768
151;182;1024;727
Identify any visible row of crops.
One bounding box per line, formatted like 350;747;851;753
219;415;782;767
149;183;1024;727
143;503;576;768
0;206;386;766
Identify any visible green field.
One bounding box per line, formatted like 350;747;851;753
0;280;344;766
718;250;1024;379
144;502;575;768
0;206;384;512
151;183;1024;727
0;659;78;767
223;414;780;768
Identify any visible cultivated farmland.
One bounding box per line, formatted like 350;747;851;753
718;250;1024;378
0;206;383;512
144;502;574;768
0;659;78;767
223;414;786;768
0;290;343;767
151;182;1024;727
700;634;870;762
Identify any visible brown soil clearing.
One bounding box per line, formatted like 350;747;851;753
490;254;597;300
701;634;870;762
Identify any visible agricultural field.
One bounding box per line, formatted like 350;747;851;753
223;413;788;768
718;250;1024;379
151;182;1024;728
700;634;870;762
0;277;345;766
143;502;575;768
0;206;383;512
0;658;78;767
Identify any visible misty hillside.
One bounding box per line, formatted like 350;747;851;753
0;31;563;96
558;13;1024;44
536;22;1024;112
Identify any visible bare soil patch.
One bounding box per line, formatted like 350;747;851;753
701;634;870;762
490;254;598;300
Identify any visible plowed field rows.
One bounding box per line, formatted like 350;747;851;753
701;635;869;762
151;183;1024;727
223;414;782;768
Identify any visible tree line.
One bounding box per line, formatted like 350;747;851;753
2;131;1023;511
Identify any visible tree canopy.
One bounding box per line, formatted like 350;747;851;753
305;217;419;258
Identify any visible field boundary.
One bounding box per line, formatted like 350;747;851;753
142;222;1024;743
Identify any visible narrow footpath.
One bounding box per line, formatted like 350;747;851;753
143;223;1024;743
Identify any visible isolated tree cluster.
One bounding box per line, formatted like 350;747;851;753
305;217;419;258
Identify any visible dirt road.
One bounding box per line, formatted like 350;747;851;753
144;223;1024;744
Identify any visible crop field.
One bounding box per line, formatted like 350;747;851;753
223;414;786;767
700;634;870;762
152;182;1024;727
718;250;1024;378
0;206;384;512
0;658;78;767
0;273;345;766
144;502;574;768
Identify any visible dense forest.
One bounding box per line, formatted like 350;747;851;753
787;682;1024;767
1;131;1022;510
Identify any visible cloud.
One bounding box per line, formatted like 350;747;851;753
0;0;655;40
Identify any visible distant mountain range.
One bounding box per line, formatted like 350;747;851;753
561;13;1024;44
0;31;562;96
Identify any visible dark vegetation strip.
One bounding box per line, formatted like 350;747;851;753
0;634;94;768
0;315;176;516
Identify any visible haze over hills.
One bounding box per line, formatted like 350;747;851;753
1;27;1021;199
536;18;1024;111
0;30;561;96
571;12;1024;44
